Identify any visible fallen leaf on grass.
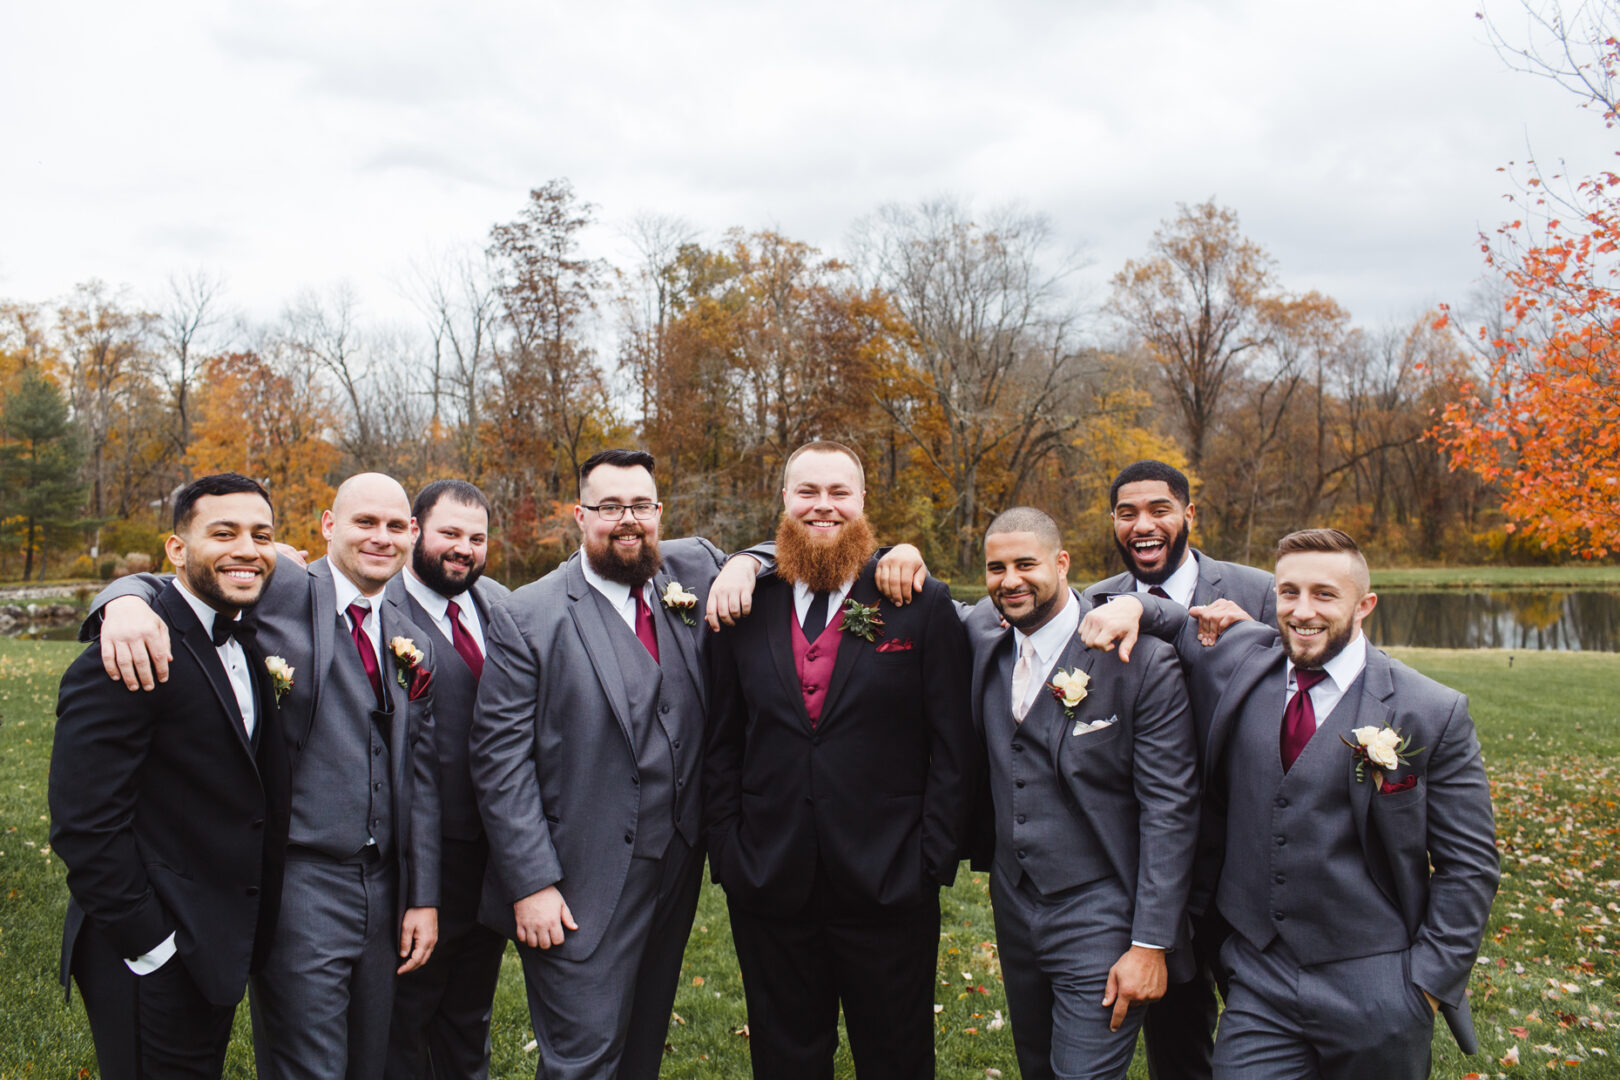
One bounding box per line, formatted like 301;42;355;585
1502;1045;1520;1066
732;1024;749;1038
670;1012;685;1026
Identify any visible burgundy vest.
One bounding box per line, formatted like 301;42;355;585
790;605;846;725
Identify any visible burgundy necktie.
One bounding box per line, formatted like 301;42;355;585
444;599;484;681
1148;586;1170;599
347;600;384;703
1280;668;1329;771
634;589;659;663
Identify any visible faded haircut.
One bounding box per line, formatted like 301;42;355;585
1275;528;1370;593
985;506;1063;552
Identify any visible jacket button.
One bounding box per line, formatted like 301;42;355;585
1015;814;1027;824
660;703;670;714
672;740;681;750
246;886;260;897
251;818;264;829
373;745;382;756
374;782;383;792
1016;849;1027;859
1012;743;1024;753
1275;796;1288;808
1274;835;1286;846
631;776;640;786
624;833;634;844
1015;779;1025;789
1274;874;1285;884
811;735;820;746
1272;911;1285;921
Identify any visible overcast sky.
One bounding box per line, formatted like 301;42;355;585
0;0;1604;340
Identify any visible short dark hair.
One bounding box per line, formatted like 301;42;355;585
173;473;273;532
413;479;491;526
1275;528;1370;592
782;440;866;489
578;449;657;500
985;506;1062;551
1109;460;1191;509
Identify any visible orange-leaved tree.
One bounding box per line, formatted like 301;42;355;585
1432;3;1620;557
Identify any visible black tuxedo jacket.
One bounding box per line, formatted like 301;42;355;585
50;581;291;1007
703;558;977;913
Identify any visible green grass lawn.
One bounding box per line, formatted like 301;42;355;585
1371;565;1620;590
2;641;1616;1077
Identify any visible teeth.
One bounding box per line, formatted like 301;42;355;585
1133;540;1163;550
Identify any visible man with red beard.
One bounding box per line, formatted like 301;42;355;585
470;449;793;1080
703;440;977;1080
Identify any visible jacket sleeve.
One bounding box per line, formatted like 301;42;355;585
468;601;564;901
701;620;747;884
48;648;175;958
918;584;978;884
1125;641;1200;947
406;637;443;909
78;572;170;642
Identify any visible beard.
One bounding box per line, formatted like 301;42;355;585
1115;519;1191;586
995;582;1066;632
775;513;877;593
1283;615;1358;671
181;561;270;614
412;542;484;598
584;523;663;588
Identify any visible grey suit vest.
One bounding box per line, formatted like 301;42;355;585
1217;663;1407;962
422;605;483;841
985;643;1111;894
591;591;703;858
288;615;392;860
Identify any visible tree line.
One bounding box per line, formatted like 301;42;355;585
0;186;1552;585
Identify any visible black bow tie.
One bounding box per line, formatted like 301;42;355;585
211;614;257;648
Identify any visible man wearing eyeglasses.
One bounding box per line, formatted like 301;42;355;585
470;449;925;1080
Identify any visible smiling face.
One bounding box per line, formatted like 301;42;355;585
1274;550;1377;668
984;530;1070;632
1111;479;1195;585
413;497;488;597
782;449;866;539
166;491;278;613
321;473;416;596
575;462;662;587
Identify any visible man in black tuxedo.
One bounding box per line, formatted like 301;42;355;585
385;480;511;1080
703;440;977;1079
50;473;292;1079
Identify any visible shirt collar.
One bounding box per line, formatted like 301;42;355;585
174;578;224;638
792;578;856;611
1012;586;1080;668
578;550;646;610
1286;630;1368;692
402;566;452;623
329;562;373;618
1135;550;1201;608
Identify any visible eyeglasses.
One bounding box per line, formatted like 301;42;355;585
580;501;661;521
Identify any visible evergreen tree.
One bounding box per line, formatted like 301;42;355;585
0;373;87;580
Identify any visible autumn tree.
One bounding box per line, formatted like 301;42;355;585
1434;1;1620;556
854;199;1093;572
156;270;227;480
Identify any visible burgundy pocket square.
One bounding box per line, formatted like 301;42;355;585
408;667;434;702
875;638;914;653
1379;774;1417;795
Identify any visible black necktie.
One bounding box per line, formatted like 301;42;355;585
803;591;830;641
211;614;256;648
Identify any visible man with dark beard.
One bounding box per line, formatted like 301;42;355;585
1080;459;1273;1080
469;449;772;1080
385;480;511;1080
703;440;977;1080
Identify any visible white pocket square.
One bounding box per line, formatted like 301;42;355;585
1071;714;1119;736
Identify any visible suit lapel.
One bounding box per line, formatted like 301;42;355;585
304;559;340;750
564;557;637;751
649;566;704;709
1047;630;1100;764
970;616;1013;738
378;593;410;726
1207;641;1285;783
159;586;255;760
1191;550;1221;608
1341;649;1395;859
817;572;873;726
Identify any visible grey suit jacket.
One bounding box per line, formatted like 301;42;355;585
964;592;1200;957
1083;548;1277;626
86;559;444;918
469;537;725;959
1137;599;1500;1053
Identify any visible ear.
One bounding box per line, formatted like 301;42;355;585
1355;590;1378;626
319;509;336;542
164;533;187;571
573;503;587;531
1056;549;1071;576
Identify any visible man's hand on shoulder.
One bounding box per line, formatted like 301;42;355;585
1187;597;1252;646
1078;596;1145;662
274;541;309;567
1102;944;1168;1031
513;886;578;950
397;906;438;973
705;555;761;631
100;595;172;691
875;543;928;605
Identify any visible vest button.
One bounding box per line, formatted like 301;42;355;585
806;650;818;661
1272;911;1285;921
624;833;634;844
373;746;382;756
1274;874;1285;884
1016;814;1026;824
1275;796;1288;808
631;776;640;786
672;740;681;750
1012;743;1024;753
374;782;383;792
660;703;670;714
1274;835;1286;846
1015;779;1025;789
1016;849;1027;859
803;684;817;694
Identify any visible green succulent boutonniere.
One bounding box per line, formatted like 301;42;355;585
840;597;885;642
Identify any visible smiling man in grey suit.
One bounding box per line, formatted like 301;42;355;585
470;448;761;1080
965;507;1199;1080
88;473;443;1080
1082;528;1499;1080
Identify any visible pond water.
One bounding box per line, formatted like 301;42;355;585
1366;590;1620;652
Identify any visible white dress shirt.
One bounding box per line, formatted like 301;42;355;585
1130;551;1202;609
792;578;855;630
1009;588;1080;719
1284;631;1368;727
332;565;383;669
402;567;486;655
579;555;656;632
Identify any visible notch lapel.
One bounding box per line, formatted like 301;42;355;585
762;582;815;731
564;557;637;752
303;560;340;750
379;594;410;741
816;576;872;726
1048;632;1102;765
1204;641;1285;783
649;567;704;709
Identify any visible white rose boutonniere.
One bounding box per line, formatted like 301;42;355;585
1047;667;1089;719
265;655;294;704
1341;723;1424;785
661;581;699;626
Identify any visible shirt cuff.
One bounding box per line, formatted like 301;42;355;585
124;931;178;975
1130;940;1165;951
